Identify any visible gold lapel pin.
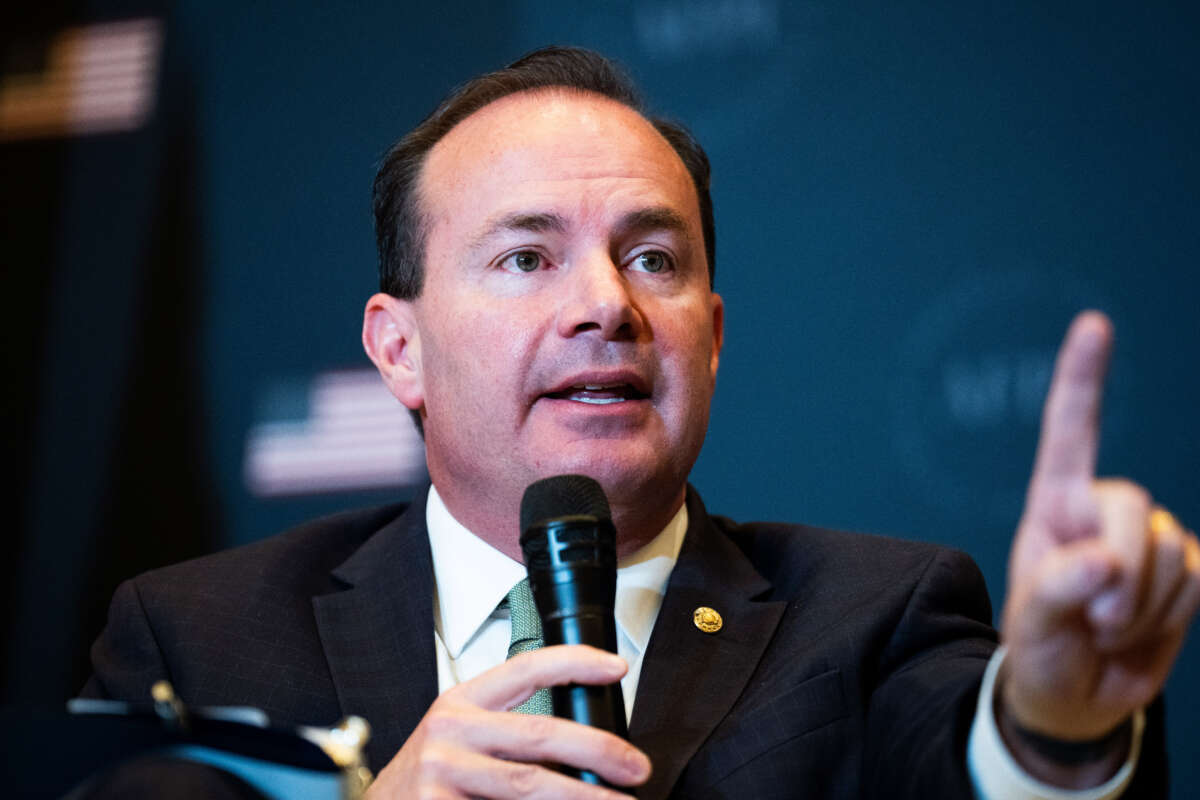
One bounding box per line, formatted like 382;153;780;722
693;606;723;634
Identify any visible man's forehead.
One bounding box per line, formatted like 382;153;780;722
418;89;695;214
430;88;661;157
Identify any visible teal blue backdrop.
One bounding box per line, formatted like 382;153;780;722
189;3;1200;791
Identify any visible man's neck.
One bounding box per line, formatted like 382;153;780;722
429;479;687;563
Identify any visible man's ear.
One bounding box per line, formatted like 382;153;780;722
362;292;424;410
709;291;724;380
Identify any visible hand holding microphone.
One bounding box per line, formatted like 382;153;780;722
366;476;649;799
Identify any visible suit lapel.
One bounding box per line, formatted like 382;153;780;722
312;486;438;770
309;484;785;787
630;488;787;800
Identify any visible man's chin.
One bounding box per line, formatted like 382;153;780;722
532;448;681;504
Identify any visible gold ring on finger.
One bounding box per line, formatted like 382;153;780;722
1149;508;1180;536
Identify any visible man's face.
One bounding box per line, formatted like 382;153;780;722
403;90;722;536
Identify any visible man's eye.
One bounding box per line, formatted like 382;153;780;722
634;251;669;273
507;251;542;272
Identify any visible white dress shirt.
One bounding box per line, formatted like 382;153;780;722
423;485;1140;798
427;485;686;720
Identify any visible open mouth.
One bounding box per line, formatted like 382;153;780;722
543;383;650;405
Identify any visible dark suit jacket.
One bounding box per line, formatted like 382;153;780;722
84;487;1167;798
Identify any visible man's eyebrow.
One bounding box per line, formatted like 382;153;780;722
467;207;693;252
614;207;693;241
469;212;568;250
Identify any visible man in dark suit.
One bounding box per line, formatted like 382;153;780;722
87;47;1198;798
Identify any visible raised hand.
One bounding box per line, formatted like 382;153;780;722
1001;311;1200;742
366;644;651;799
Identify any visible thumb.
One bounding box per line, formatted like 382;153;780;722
1009;539;1118;638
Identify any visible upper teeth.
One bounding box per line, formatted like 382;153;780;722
575;384;615;390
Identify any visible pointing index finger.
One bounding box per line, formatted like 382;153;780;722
1031;311;1114;486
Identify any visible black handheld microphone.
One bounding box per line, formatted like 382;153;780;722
519;475;630;788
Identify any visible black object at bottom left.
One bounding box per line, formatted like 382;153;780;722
0;681;372;799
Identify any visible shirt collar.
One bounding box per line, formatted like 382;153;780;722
614;501;687;654
426;485;687;660
426;485;525;659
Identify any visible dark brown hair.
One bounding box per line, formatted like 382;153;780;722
372;45;716;299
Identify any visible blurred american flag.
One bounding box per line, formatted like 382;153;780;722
244;369;426;497
0;18;162;141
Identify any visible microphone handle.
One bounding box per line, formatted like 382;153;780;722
541;607;629;742
528;568;630;791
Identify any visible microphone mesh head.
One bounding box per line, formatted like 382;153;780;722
520;474;611;531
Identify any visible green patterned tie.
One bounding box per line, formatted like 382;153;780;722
502;577;553;715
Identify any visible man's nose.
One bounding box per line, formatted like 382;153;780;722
555;254;644;341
